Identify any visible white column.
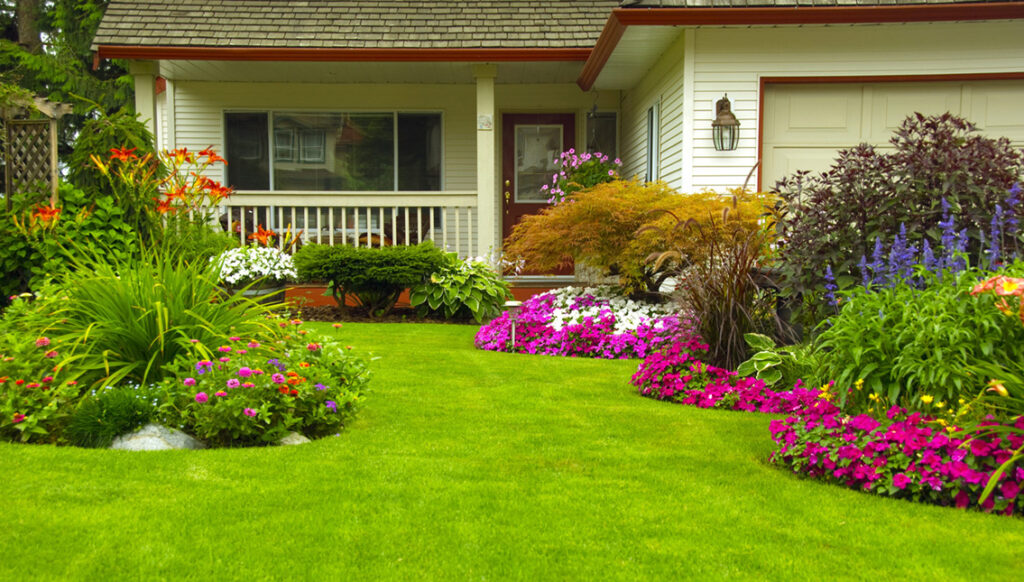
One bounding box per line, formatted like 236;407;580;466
474;64;498;257
680;30;696;193
129;61;159;145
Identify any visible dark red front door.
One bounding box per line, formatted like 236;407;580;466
501;113;575;275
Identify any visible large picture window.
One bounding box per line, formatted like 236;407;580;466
224;111;442;192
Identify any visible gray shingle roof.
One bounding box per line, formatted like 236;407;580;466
93;0;620;50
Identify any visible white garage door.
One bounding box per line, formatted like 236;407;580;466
762;80;1024;189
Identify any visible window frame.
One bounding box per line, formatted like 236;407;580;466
223;109;445;192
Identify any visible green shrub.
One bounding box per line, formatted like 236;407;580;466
410;254;512;323
816;264;1024;414
66;385;158;448
67;108;157;198
774;113;1024;308
293;242;447;317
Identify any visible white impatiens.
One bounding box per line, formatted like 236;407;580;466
546;286;677;333
213;245;297;286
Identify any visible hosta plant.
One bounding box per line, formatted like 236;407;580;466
410;253;512;323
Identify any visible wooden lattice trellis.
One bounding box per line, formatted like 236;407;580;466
5;119;56;208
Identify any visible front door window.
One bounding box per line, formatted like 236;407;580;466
514;124;562;202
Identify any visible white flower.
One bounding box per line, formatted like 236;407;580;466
212;245;297;286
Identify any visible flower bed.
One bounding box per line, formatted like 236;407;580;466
770;406;1024;516
475;286;693;359
632;340;835;414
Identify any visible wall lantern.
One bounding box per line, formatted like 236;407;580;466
712;94;740;152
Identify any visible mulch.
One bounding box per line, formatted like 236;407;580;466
292;304;476;325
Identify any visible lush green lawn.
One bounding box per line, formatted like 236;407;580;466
2;322;1023;580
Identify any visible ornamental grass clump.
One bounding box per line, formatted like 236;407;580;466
475;286;694;359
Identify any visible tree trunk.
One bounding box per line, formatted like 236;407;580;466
16;0;43;54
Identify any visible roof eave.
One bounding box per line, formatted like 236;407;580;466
96;45;593;63
577;2;1024;90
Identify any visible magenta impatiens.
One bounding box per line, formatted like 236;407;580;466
475;287;694;359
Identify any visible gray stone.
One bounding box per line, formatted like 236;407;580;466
109;423;206;451
278;432;311;446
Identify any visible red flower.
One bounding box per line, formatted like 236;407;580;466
289;389;298;396
109;147;138;162
32;204;61;225
12;413;26;424
15;379;24;386
278;386;289;394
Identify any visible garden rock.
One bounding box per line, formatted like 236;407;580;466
278;432;311;446
109;423;206;451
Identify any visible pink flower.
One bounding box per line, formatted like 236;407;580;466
247;341;260;348
892;473;911;490
306;343;321;351
194;392;209;403
608;170;615;176
242;382;255;388
44;350;57;358
215;391;228;397
272;373;286;384
189;338;200;344
12;413;26;423
217;346;231;353
1002;480;1020;500
219;357;231;363
226;379;240;389
229;336;241;341
237;367;253;377
243;408;257;417
35;337;50;347
183;377;196;387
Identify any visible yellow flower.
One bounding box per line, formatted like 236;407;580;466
987;379;1009;397
854;378;864;391
920;395;934;405
936;401;946;409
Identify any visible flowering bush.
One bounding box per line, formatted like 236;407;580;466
158;323;370;447
214;245;297;287
475;286;694;359
770;403;1024;516
542;149;621;205
0;288;85;443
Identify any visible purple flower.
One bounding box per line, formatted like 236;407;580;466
315;383;328;391
325;400;337;412
195;392;209;403
195;360;213;375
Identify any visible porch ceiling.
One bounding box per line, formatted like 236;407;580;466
157;60;586;85
589;26;680;91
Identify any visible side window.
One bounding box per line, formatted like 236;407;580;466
646;103;659;182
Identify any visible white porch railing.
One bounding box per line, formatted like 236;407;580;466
220;191;479;259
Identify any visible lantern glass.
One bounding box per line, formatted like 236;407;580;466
711;94;740;152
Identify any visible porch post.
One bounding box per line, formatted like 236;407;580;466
129;61;158;144
474;64;498;257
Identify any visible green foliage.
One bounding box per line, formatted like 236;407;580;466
65;385;157;448
293;242;447;317
0;289;84;443
0;1;134;156
66;108;156;196
774;113;1024;305
816;264;1024;414
409;254;512;323
735;333;819;389
50;249;283;388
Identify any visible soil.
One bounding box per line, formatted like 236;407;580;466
294;304;475;325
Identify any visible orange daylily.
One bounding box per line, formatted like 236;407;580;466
109;147;138;162
199;147;227;164
32;203;61;224
249;225;277;246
